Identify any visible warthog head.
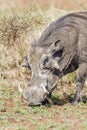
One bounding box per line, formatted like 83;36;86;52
19;40;62;106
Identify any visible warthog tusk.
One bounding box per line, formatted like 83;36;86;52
18;84;24;94
41;84;49;95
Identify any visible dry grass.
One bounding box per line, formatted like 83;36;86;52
0;8;68;87
0;10;47;75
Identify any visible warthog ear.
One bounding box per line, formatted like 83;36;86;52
21;55;31;69
50;40;63;58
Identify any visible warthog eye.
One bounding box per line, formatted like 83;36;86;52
43;56;49;66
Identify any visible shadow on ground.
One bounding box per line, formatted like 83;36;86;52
41;94;87;107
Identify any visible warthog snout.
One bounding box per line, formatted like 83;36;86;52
18;84;50;105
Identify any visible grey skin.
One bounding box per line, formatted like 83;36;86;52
19;12;87;106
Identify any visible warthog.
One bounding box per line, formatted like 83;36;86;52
19;12;87;106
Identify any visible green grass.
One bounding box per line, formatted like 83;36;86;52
1;84;87;130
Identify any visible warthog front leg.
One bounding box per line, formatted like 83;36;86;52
73;63;87;105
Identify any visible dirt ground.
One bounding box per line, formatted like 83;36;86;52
0;79;87;130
